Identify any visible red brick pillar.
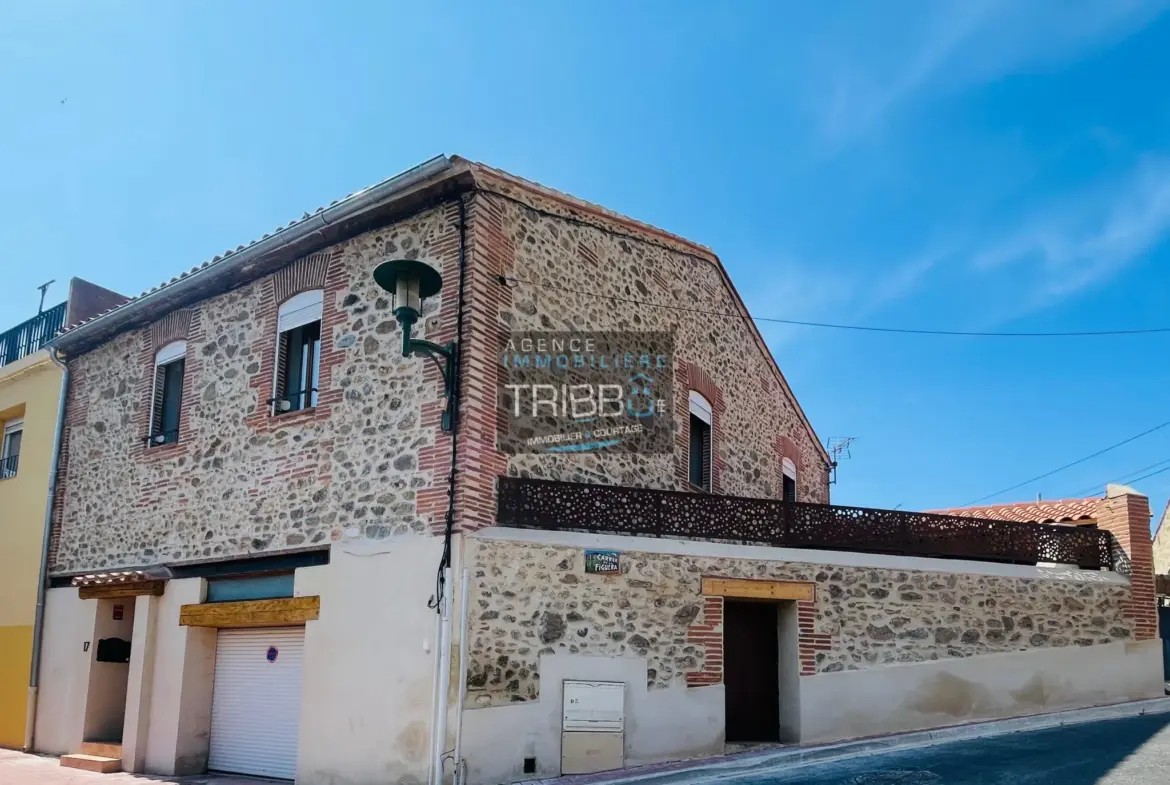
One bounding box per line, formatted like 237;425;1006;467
1096;486;1157;641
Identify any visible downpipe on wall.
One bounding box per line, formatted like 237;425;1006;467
431;567;455;785
24;348;69;751
449;568;471;785
428;195;469;785
427;609;444;785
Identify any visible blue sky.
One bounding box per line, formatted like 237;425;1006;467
4;1;1170;525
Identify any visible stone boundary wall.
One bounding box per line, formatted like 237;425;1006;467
464;537;1135;708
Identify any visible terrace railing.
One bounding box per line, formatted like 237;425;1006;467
0;302;66;369
496;476;1119;572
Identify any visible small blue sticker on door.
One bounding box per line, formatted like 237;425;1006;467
266;646;278;663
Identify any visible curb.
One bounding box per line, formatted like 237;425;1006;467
538;696;1170;785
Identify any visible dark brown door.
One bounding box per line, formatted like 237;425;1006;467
723;600;780;742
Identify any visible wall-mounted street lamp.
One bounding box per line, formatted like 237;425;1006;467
373;259;457;431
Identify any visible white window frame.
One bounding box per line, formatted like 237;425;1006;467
1;417;23;479
272;290;325;415
781;457;796;480
149;341;187;446
687;391;713;491
688;390;713;425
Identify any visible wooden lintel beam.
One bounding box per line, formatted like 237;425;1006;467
701;576;815;601
179;596;320;628
79;581;166;600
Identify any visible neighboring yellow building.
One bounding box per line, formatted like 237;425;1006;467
0;280;126;750
0;311;65;749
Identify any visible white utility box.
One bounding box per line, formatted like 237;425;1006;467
563;680;625;732
561;680;625;774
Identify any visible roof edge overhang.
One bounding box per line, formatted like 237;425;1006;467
53;155;474;357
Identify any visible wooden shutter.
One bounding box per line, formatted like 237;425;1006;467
272;331;290;416
150;365;166;439
702;421;712;492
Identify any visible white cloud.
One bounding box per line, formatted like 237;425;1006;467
970;156;1170;309
814;0;1168;145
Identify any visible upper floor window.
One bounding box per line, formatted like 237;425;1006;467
273;290;322;415
688;391;712;491
781;457;797;502
1;417;22;479
149;341;186;446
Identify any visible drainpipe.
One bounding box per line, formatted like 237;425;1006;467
452;568;471;785
24;347;69;751
428;194;469;785
431;566;455;785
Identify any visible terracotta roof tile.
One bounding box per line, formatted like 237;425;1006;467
71;570;152;587
926;497;1101;524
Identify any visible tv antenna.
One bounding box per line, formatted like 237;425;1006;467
826;436;856;485
37;280;55;313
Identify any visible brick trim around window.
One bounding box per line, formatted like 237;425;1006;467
675;361;725;493
245;249;345;435
133;308;202;463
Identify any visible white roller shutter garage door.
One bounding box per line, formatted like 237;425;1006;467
209;627;305;780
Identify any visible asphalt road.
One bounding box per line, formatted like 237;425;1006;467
745;713;1170;785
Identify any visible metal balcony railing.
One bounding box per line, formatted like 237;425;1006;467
0;453;18;479
0;302;66;369
496;476;1119;571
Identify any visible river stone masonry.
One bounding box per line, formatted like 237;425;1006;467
464;538;1132;707
51;205;458;574
479;170;830;504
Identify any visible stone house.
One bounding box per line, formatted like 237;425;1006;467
31;156;1163;783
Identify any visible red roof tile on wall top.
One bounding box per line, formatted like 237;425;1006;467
925;497;1101;524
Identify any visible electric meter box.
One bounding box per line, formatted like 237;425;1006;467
561;680;625;775
562;680;625;732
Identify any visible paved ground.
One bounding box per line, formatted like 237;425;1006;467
0;750;278;785
745;713;1170;784
5;712;1170;784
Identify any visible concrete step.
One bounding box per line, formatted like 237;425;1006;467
60;754;122;773
80;742;123;758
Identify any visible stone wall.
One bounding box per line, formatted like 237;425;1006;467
464;537;1134;708
473;171;831;504
50;205;460;574
50;169;834;574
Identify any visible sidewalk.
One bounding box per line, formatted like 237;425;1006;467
6;697;1170;785
529;697;1170;785
0;750;277;785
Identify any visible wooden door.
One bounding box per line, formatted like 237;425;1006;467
723;600;780;742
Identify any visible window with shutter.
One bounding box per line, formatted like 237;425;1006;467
688;391;713;492
781;457;797;502
273;291;323;415
149;341;186;446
